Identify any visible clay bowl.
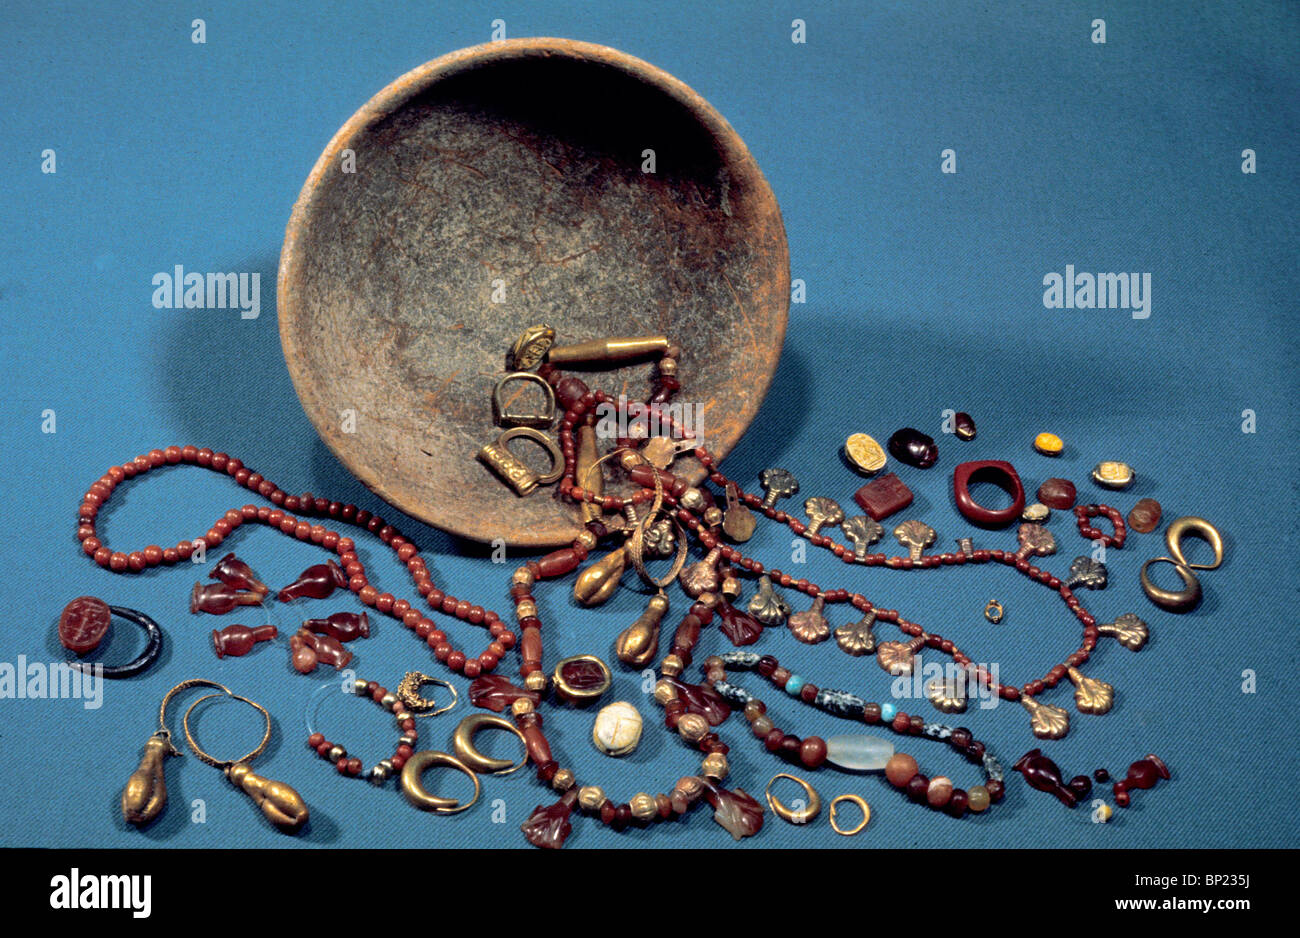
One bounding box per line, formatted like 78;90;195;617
279;38;789;548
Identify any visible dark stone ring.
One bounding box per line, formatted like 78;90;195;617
66;604;164;679
953;460;1026;527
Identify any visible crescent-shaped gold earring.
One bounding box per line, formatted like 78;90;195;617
764;773;822;825
451;713;529;775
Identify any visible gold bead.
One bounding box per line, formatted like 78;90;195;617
679;488;705;511
703;506;723;527
695;592;719;609
677;713;708;742
720;575;740;599
619;450;645;470
551;768;575;791
510;698;535;716
576;530;598;550
659;358;678;376
515;600;537;619
629;792;658;821
524;671;547;693
511;567;535;587
702;752;729;779
653;679;679;706
660;654;684;677
578;786;606;812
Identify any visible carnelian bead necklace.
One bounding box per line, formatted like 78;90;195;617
74;446;514;679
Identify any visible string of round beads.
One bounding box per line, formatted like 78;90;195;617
306;679;417;784
1074;503;1127;549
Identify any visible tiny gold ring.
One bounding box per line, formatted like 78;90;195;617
400;750;481;814
452;713;529;775
829;794;871;836
764;773;822;825
984;600;1004;624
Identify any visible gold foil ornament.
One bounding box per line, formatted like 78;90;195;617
225;763;310;834
1067;666;1114;715
574;547;627;606
1021;695;1070;739
121;734;174;827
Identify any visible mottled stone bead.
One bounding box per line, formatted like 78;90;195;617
967;785;991;813
926;776;954;808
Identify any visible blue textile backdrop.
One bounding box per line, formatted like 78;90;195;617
2;0;1297;849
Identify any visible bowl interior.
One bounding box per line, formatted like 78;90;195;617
280;41;788;546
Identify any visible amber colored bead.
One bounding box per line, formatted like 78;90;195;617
891;712;910;734
967;785;991;813
885;753;919;788
750;716;774;738
949;727;973;750
863;702;882;723
763;728;785;752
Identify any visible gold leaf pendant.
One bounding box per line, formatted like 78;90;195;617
1021;695;1070;739
1067;666;1114;715
925;677;967;713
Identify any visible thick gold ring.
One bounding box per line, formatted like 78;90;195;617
400;750;481;814
764;773;821;825
452;713;529;775
829;794;870;836
397;671;459;717
1140;516;1224;613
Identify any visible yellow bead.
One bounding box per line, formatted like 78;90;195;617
1033;432;1064;456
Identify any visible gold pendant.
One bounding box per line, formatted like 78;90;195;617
1067;667;1114;715
121;733;177;827
225;763;310;833
573;547;627;606
615;594;668;667
1021;695;1070;739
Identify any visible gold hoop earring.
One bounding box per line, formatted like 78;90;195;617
400;751;481;814
829;794;870;835
452;713;529;775
764;773;822;825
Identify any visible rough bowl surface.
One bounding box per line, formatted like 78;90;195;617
279;38;790;547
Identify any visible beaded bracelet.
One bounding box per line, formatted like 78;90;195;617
306;679;417;785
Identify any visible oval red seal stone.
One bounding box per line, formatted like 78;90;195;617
59;596;112;654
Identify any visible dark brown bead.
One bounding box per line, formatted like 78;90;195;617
953;412;976;441
906;774;930;803
946;789;969;818
887;428;938;469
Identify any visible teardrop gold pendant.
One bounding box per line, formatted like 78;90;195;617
121;733;176;827
615;593;669;667
573;548;627;606
225;763;310;833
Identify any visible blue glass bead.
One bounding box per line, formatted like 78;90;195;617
785;675;804;696
880;702;897;721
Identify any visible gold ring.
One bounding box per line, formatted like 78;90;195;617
984;600;1004;624
764;773;821;825
451;713;529;775
181;691;273;769
829;794;870;835
396;671;459;717
400;751;481;814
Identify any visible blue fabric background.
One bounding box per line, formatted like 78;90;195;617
2;0;1296;849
